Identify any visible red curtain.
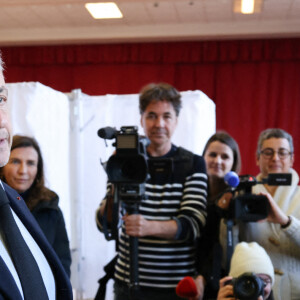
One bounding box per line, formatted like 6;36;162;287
2;38;300;175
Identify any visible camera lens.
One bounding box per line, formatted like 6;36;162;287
234;273;263;300
237;278;257;297
120;159;142;179
107;155;148;183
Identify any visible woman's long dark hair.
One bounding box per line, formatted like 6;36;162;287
0;135;55;210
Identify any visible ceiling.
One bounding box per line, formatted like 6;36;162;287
0;0;299;46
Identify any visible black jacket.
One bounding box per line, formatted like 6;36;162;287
23;190;72;277
0;183;72;300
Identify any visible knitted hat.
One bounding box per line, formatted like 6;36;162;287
229;242;274;285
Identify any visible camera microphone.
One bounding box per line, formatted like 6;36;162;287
97;127;117;139
224;171;240;188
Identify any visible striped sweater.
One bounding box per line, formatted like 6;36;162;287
99;145;207;289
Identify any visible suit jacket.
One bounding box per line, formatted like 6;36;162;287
0;183;73;300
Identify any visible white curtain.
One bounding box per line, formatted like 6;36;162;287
7;82;71;229
6;82;216;300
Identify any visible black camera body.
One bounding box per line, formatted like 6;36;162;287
98;126;149;201
105;126;148;184
225;173;291;222
226;272;266;300
224;174;270;222
229;194;270;222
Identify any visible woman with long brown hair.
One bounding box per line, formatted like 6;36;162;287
0;134;71;277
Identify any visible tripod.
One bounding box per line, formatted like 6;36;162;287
99;183;144;300
123;201;140;300
118;183;146;300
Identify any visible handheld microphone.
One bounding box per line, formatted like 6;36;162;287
97;127;117;139
176;276;198;298
224;171;240;188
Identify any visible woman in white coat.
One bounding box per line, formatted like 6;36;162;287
238;128;300;300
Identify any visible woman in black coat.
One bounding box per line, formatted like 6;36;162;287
191;131;241;300
0;135;72;277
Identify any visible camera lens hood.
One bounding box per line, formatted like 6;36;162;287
233;272;265;300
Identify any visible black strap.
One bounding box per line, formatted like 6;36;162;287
225;219;234;274
102;186;120;241
211;242;223;291
94;255;118;300
0;187;49;300
175;147;194;174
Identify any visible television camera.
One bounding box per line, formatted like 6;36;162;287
223;171;292;222
222;171;291;272
98;125;149;201
98;125;150;299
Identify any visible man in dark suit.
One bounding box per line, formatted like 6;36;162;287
0;50;73;300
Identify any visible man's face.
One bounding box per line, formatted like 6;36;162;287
140;100;178;152
0;71;12;167
256;137;293;178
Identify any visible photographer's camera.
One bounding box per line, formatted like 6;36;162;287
226;272;266;300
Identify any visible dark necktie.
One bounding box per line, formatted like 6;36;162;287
0;186;49;300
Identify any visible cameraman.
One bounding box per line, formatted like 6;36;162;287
217;242;274;300
96;83;207;300
226;128;300;300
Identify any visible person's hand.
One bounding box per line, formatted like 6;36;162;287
122;214;150;237
217;191;234;210
188;275;205;300
259;192;289;226
217;276;234;300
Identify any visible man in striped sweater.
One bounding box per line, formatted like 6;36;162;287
97;82;207;300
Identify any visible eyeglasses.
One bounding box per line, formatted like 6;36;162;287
260;148;292;160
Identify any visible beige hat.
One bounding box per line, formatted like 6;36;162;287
229;242;274;285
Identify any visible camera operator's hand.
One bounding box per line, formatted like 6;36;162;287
259;192;290;226
187;275;205;300
122;214;149;237
217;276;234;300
122;214;178;238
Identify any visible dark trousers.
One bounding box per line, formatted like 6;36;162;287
113;279;183;300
